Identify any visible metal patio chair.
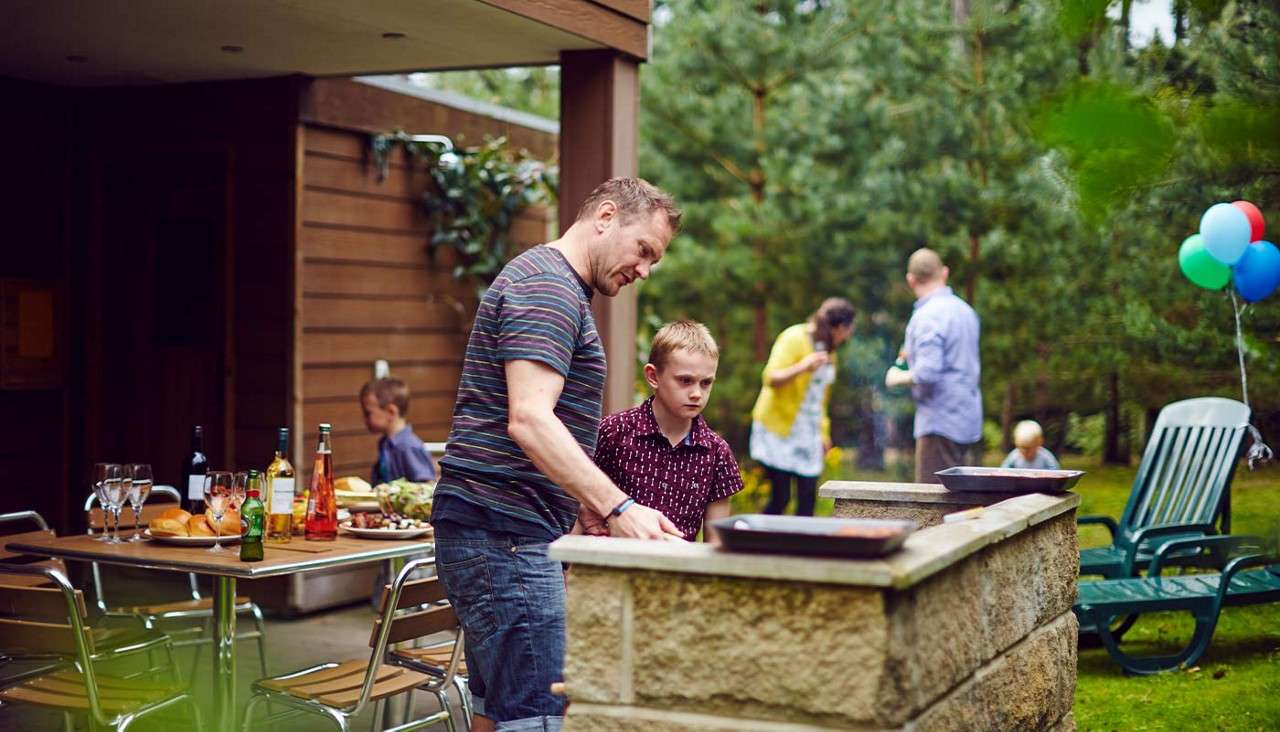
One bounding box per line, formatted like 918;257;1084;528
0;562;199;732
381;574;473;728
242;557;460;732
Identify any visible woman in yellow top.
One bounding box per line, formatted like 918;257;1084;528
749;298;855;516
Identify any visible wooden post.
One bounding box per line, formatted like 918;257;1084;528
559;49;641;416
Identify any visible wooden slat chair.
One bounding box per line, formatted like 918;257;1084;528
0;563;199;732
1075;535;1280;674
242;557;460;732
0;512;174;688
381;578;473;729
1079;397;1250;582
84;486;269;679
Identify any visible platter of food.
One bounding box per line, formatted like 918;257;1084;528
339;513;432;540
710;514;916;559
143;529;241;547
146;507;241;545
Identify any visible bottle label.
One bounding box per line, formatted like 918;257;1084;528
270;478;296;515
187;474;205;501
241;511;263;540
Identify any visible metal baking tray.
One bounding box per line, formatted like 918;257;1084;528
934;466;1085;494
711;514;916;559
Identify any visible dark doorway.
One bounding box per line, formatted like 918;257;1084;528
89;150;230;488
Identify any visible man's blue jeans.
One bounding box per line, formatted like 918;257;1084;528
433;520;566;730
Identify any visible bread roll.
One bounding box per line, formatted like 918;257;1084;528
188;515;216;537
159;507;192;525
205;509;240;535
149;517;189;537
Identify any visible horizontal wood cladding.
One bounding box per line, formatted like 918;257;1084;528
303;363;462;402
301;81;557;159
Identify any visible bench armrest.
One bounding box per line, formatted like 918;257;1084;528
1077;515;1119;541
1124;523;1218;572
1147;535;1268;577
1215;552;1279;605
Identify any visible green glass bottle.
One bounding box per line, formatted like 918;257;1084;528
240;469;265;562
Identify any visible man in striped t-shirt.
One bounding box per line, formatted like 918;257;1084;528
431;177;683;731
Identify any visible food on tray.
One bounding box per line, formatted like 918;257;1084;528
149;517;188;537
335;476;373;494
832;524;904;539
159;507;192;524
375;478;435;520
188;515;216;537
205;509;240;535
347;512;431;531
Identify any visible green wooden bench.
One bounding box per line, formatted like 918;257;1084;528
1075;535;1280;674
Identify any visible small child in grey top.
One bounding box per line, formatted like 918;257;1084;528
1000;420;1060;470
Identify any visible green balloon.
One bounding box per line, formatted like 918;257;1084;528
1179;234;1231;290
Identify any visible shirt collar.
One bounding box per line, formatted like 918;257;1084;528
639;397;712;450
913;285;953;310
543;245;594;299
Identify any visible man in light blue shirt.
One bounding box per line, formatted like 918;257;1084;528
885;248;983;482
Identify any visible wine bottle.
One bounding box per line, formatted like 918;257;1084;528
182;425;209;514
305;424;337;541
264;428;295;544
239;470;265;562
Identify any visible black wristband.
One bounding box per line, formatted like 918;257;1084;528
608;497;636;519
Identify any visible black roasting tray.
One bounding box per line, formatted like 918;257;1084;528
711;514;917;559
934;466;1085;494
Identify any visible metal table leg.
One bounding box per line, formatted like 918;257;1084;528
213;575;238;732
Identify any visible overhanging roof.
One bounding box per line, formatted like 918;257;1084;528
0;0;649;87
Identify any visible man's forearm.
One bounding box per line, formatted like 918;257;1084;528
509;408;626;517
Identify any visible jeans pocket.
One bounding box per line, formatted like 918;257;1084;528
438;553;499;646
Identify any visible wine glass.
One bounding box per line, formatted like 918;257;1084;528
92;463;122;542
126;464;152;542
204;471;234;553
231;472;249;514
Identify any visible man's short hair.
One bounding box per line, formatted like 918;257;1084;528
360;377;411;416
574;177;683;234
907;248;945;282
1013;420;1043;448
648;320;719;370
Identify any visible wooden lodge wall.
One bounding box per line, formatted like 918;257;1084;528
295;79;557;481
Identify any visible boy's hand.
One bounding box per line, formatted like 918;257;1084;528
608;503;684;540
576;505;609;536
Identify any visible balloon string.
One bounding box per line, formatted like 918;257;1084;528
1232;290;1274;469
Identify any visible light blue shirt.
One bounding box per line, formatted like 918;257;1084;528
1000;447;1060;470
905;286;983;444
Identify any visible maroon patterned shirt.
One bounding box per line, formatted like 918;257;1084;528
594;397;744;540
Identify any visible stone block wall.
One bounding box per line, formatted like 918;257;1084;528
559;499;1078;731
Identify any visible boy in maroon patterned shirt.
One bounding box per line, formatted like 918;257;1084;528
591;320;743;541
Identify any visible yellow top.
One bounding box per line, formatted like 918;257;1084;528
750;323;836;443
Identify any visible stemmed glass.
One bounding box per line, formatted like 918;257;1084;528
125;464;153;542
232;472;249;515
204;471;234;553
92;463;125;543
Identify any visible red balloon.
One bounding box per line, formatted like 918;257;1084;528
1233;200;1266;242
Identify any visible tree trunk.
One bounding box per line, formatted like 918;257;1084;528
1103;371;1126;464
1000;380;1016;453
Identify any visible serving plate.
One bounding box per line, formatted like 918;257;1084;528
339;522;433;540
934;466;1085;494
711;514;916;559
143;529;241;546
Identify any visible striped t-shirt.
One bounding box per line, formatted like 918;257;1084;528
433;245;606;537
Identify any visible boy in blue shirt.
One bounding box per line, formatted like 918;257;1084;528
360;377;437;483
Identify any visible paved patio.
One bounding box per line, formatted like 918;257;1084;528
1;566;462;731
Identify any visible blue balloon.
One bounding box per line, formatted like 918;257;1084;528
1232;240;1280;302
1201;202;1252;265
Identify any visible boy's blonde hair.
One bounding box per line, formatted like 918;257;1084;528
648;320;719;370
1013;420;1043;448
360;377;411;416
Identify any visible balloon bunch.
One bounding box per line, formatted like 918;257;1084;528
1179;200;1277;301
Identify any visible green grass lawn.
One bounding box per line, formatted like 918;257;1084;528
777;452;1280;731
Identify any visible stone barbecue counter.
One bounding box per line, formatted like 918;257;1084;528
549;488;1080;731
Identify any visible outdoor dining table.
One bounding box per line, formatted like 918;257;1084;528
4;531;434;732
